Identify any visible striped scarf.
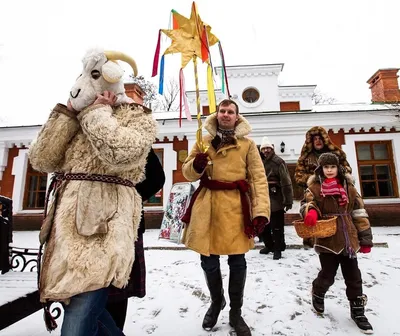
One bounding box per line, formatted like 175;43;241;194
211;127;236;150
321;177;348;206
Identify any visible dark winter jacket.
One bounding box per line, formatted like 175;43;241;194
300;174;373;255
108;148;165;302
136;148;166;235
295;126;351;188
262;152;293;212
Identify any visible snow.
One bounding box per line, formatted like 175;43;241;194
1;226;400;336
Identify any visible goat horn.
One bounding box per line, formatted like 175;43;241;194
104;51;138;77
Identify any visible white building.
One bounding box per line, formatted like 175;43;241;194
1;66;399;228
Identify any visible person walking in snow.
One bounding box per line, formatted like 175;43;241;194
181;99;270;336
301;152;373;334
295;126;352;248
258;137;293;260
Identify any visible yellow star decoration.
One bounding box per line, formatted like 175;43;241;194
162;4;219;69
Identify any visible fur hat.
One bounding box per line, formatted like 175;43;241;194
317;152;339;167
315;152;346;179
260;136;274;150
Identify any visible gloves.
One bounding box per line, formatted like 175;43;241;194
193;153;208;173
253;216;268;235
245;217;268;238
304;209;318;227
284;204;292;212
359;246;371;254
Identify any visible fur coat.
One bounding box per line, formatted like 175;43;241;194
300;174;373;255
295;126;351;188
29;103;157;303
181;114;270;256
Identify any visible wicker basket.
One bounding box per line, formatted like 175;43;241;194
293;204;337;239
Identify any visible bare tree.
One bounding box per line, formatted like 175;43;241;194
128;75;159;107
312;89;337;105
156;78;180;112
128;75;180;112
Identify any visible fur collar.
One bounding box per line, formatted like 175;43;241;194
204;113;252;138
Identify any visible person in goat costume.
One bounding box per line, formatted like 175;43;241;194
29;48;158;335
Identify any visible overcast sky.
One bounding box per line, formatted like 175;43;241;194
0;0;399;126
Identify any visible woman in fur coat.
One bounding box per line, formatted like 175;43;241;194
301;152;373;334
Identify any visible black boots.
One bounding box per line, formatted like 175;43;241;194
203;267;251;335
273;251;282;260
228;268;251;336
312;290;325;314
202;270;226;331
259;247;272;254
350;295;373;334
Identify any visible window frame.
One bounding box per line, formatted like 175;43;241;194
242;87;260;103
355;140;398;198
23;162;48;210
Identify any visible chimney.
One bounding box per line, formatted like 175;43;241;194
124;83;145;105
367;68;400;103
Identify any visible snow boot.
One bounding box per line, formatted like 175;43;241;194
273;250;282;260
312;290;325;314
259;247;272;255
350;295;373;334
228;268;251;336
202;270;226;331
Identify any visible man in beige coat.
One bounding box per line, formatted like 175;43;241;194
181;99;270;336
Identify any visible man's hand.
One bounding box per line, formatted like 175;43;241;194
193;153;208;173
284;204;292;212
92;91;118;107
245;216;268;238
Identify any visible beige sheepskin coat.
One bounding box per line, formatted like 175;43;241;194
29;103;157;303
181;113;270;256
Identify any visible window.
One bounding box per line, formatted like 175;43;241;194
356;141;398;198
147;149;164;206
280;101;300;112
202;105;210;116
23;163;48;209
242;88;260;103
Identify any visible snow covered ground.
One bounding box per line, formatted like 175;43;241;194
1;226;400;336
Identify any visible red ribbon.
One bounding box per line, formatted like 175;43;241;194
151;30;161;77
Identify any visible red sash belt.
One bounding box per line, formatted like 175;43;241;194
181;175;251;231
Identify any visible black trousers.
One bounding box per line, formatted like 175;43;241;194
261;209;286;251
106;298;128;330
200;254;246;274
313;253;363;300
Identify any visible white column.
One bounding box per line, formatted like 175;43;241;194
11;149;29;213
152;143;176;210
0;142;9;180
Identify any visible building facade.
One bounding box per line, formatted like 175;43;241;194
1;67;399;229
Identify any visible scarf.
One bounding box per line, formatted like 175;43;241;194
211;127;236;150
321;177;348;206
